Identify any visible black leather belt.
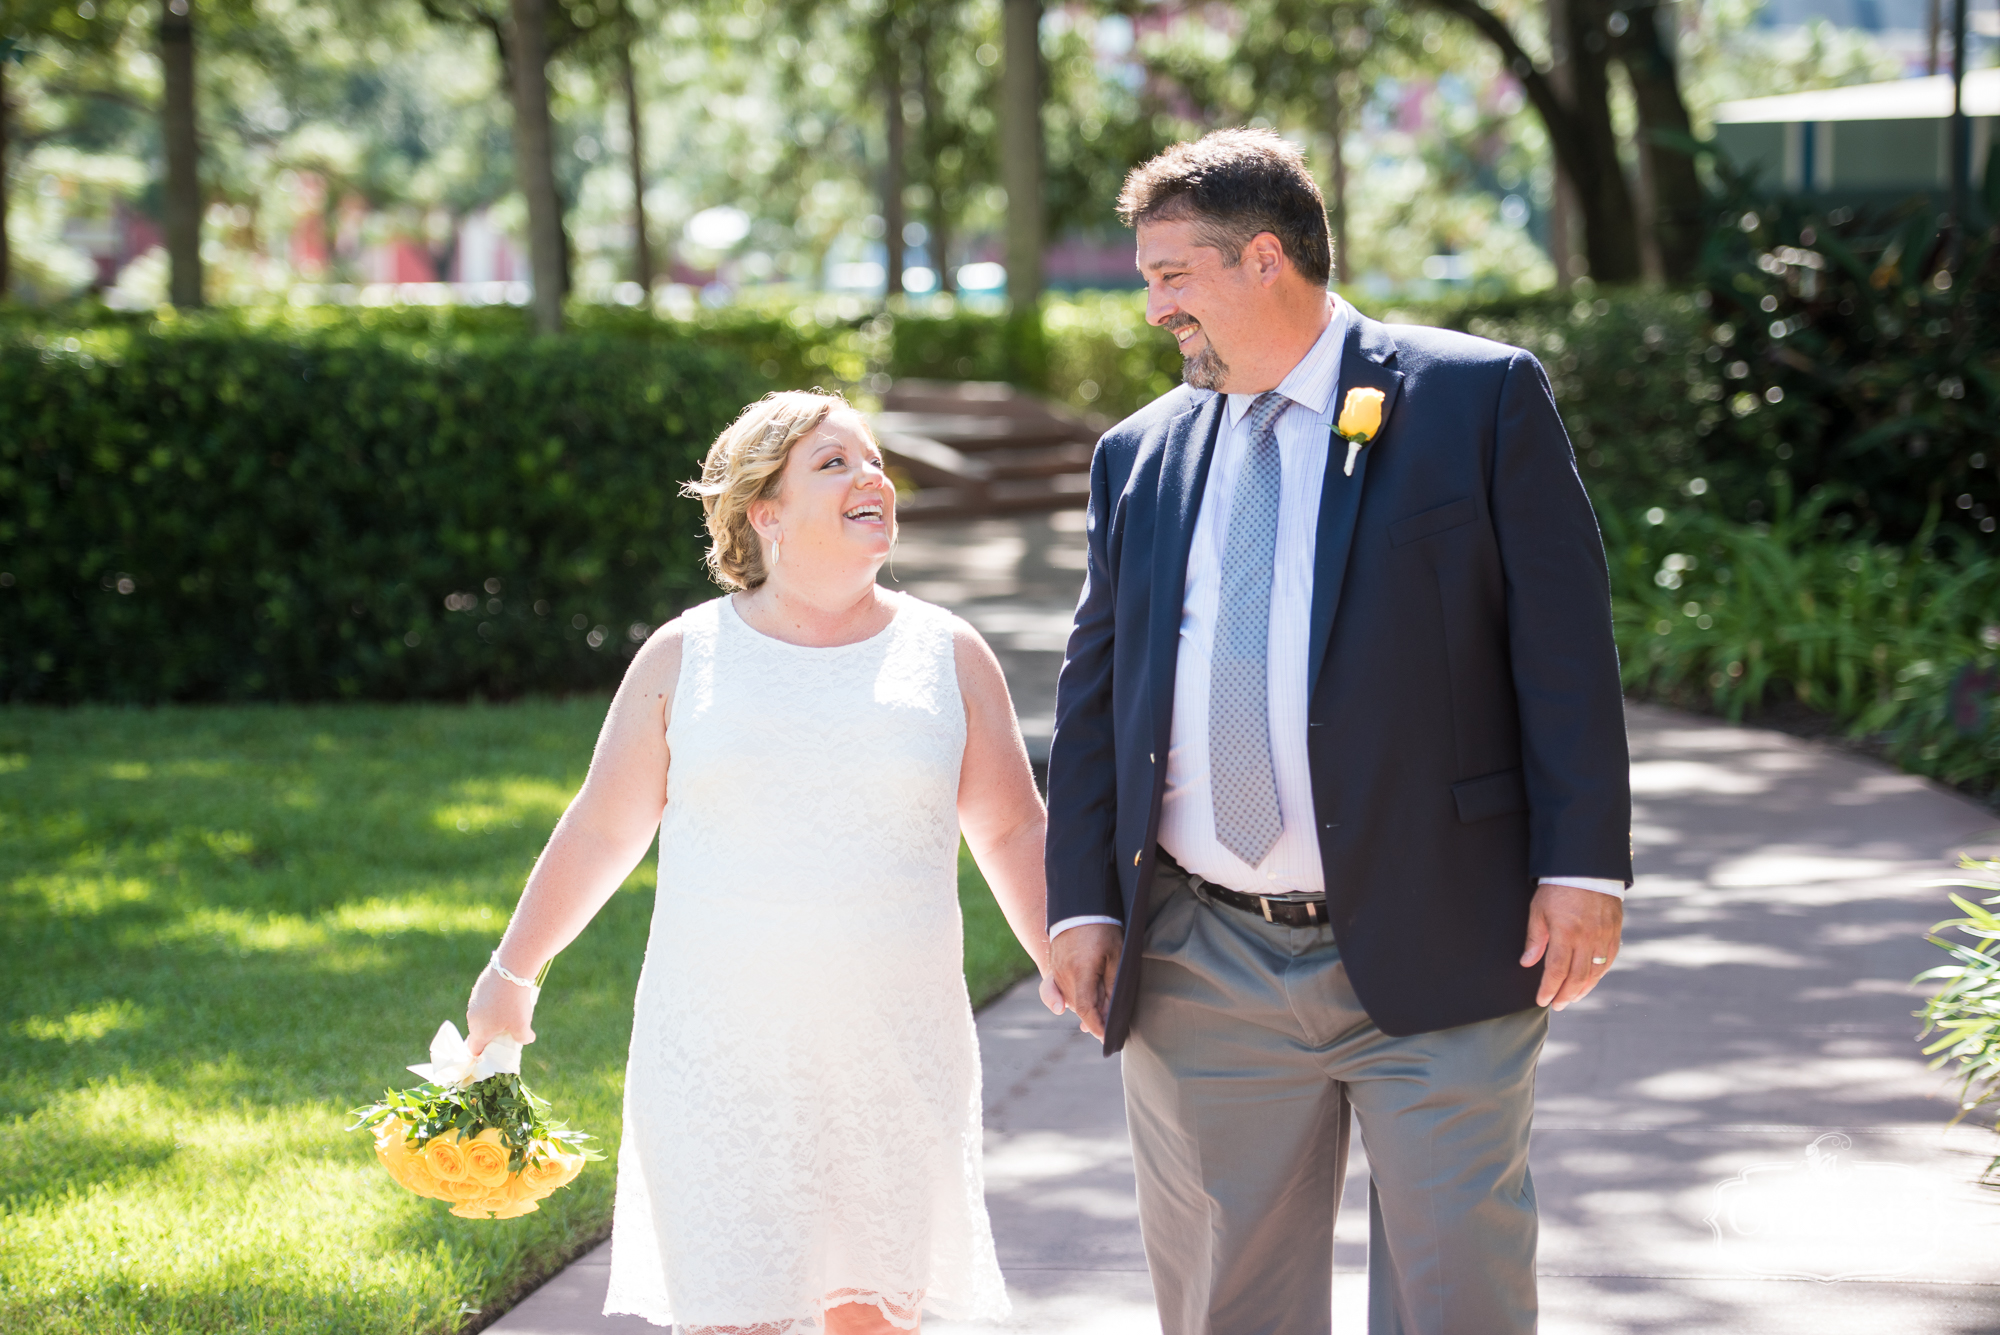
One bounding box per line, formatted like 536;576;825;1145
1202;882;1327;928
1156;848;1328;928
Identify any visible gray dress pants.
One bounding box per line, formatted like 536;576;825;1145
1123;862;1546;1335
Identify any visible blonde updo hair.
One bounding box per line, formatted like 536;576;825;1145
682;389;859;591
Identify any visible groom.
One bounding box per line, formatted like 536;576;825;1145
1044;129;1632;1335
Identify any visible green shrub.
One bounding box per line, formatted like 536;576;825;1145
0;321;760;703
1695;182;2000;550
1604;482;2000;799
1442;292;1743;520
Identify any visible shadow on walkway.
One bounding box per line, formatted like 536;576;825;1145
494;517;2000;1335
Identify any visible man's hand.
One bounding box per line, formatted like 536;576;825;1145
1050;923;1124;1040
1520;883;1623;1011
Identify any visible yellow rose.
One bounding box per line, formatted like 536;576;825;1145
490;1197;542;1219
422;1133;470;1183
523;1143;584;1194
376;1122;441;1198
444;1173;488;1202
1336;387;1386;442
407;1164;452;1199
462;1130;512;1189
375;1122;411;1168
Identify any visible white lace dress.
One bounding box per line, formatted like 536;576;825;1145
604;592;1009;1334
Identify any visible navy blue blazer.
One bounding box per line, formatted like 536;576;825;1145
1044;310;1633;1050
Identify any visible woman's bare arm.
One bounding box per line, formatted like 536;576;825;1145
951;619;1055;993
466;621;684;1054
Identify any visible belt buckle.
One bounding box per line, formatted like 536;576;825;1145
1259;896;1320;925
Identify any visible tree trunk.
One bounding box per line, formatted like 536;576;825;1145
931;185;954;295
0;55;10;298
1328;66;1350;286
1950;0;1969;225
1616;0;1704;283
1543;0;1581;287
160;0;203;308
1000;0;1043;310
508;0;565;334
619;33;651;293
918;36;952;294
1563;0;1644;283
883;48;904;300
1424;0;1642;284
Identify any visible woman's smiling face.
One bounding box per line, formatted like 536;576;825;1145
753;407;895;576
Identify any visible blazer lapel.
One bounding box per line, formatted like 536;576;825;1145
1307;315;1404;698
1150;393;1226;756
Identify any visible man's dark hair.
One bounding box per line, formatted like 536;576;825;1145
1117;128;1332;288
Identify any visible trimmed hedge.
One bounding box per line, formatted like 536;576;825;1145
9;237;1992;706
0;322;760;702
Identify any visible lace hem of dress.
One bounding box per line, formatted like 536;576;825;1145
676;1288;924;1335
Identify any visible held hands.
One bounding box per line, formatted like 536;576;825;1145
465;965;539;1059
1049;923;1123;1041
1520;882;1623;1011
1037;972;1067;1017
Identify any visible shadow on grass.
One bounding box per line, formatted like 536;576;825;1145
0;1123;179;1215
2;700;1037;1335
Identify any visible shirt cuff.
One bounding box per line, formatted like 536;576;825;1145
1050;914;1124;941
1538;876;1628;900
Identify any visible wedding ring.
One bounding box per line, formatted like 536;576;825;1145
1591;956;1608;965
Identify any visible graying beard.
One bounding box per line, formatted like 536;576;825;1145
1181;343;1229;390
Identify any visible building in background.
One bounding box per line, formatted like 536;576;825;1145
1713;68;1998;207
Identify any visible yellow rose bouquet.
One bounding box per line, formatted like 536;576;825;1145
350;1021;603;1220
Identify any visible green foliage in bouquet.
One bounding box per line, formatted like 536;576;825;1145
350;1073;603;1173
1916;859;2000;1178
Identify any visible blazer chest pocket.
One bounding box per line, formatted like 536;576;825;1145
1390;497;1477;548
1452;767;1527;824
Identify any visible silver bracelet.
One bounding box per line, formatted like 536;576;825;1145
488;953;541;990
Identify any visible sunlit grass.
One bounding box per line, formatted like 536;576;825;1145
0;702;1035;1335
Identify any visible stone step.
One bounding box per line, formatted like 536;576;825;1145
872;411;1096;453
874;380;1098;522
895;474;1090;522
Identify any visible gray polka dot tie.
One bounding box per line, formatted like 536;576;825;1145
1209;391;1287;868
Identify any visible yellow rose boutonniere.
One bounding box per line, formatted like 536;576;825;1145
1334;386;1387;476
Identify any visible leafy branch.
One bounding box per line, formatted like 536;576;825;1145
1916;859;2000;1181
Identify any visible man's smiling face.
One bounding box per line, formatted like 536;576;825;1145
1135;215;1263;392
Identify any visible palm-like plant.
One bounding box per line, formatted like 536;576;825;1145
1917;858;2000;1180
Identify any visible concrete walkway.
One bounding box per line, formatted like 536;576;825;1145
492;517;2000;1335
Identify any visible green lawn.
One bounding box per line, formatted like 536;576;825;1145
0;702;1036;1335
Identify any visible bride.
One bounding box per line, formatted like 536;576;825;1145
465;390;1058;1334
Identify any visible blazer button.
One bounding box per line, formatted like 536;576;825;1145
1149;752;1155;763
1134;851;1142;866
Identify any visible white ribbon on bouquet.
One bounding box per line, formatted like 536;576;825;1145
408;1020;522;1089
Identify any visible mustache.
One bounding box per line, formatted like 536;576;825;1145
1162;314;1200;334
